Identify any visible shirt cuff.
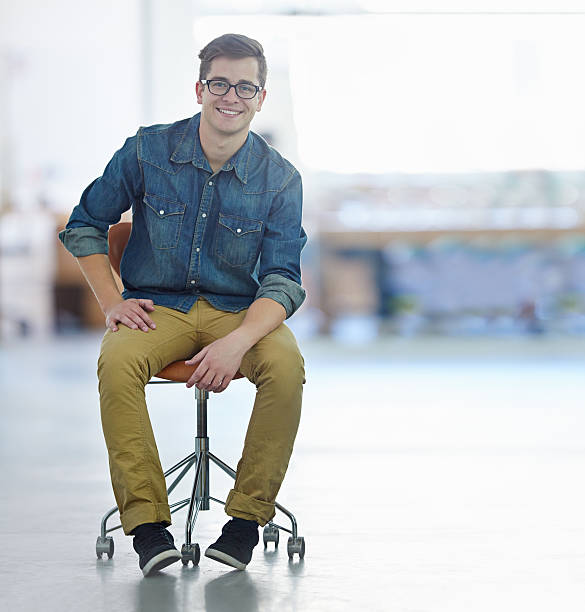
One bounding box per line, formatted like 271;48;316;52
58;226;109;257
254;273;306;319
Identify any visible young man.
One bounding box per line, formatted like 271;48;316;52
59;33;306;576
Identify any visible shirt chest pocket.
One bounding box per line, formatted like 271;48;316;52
143;194;186;249
215;213;263;267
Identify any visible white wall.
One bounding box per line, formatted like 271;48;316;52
0;1;303;212
1;0;142;211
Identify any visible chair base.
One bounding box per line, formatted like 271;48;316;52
96;384;305;564
96;437;305;564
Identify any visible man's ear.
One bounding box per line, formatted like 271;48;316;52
195;81;204;105
256;88;267;112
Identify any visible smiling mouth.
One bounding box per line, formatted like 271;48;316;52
217;108;242;116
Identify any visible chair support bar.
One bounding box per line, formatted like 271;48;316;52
185;453;203;545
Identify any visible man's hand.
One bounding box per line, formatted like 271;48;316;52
75;254;157;333
185;298;286;392
185;335;248;393
105;298;156;332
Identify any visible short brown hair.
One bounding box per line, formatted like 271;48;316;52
198;33;267;88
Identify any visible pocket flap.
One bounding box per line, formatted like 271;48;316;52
219;213;263;237
143;194;186;217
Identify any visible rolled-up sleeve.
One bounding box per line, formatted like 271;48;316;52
255;273;306;318
58;133;142;257
255;169;307;318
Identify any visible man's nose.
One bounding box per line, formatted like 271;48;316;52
222;86;239;102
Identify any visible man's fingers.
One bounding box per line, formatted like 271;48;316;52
211;372;232;393
119;311;150;331
126;312;150;332
119;315;139;330
214;377;232;393
137;299;157;323
186;362;206;388
117;303;152;331
198;373;216;391
185;348;206;366
196;370;225;392
128;303;156;330
138;313;156;328
105;299;157;332
138;299;155;312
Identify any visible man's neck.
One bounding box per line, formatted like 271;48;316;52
199;122;248;174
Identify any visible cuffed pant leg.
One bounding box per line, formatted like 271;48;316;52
225;324;305;526
97;306;198;535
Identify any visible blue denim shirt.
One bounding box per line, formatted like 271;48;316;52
59;113;307;318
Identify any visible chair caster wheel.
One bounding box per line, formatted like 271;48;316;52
287;536;305;560
96;536;114;559
181;543;200;566
263;524;279;549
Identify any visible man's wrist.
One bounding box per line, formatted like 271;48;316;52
100;295;124;315
227;327;257;354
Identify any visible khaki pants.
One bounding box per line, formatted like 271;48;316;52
97;298;305;535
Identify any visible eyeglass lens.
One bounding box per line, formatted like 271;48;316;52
208;80;257;99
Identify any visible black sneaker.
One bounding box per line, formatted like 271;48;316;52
204;518;259;570
132;522;182;577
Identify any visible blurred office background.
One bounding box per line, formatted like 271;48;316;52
2;3;585;611
2;0;585;342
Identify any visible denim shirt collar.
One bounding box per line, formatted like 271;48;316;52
170;112;251;184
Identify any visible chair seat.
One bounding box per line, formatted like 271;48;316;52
155;361;244;383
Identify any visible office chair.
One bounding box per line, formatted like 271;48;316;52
95;222;305;564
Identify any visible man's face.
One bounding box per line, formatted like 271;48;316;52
196;56;266;139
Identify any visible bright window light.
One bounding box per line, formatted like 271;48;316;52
195;14;585;173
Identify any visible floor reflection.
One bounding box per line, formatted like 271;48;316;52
204;571;259;612
135;574;179;612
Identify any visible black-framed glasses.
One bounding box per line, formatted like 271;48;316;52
201;79;262;100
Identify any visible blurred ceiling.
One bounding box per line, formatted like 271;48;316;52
190;1;367;15
188;0;582;15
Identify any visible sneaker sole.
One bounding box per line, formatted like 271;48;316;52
142;549;182;577
204;547;247;570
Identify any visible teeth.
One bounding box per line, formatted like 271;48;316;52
218;109;239;115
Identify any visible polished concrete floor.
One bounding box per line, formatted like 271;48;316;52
1;333;585;611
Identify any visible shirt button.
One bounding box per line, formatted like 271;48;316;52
190;280;196;285
236;228;242;233
196;247;200;252
202;213;207;218
208;181;213;186
159;210;165;215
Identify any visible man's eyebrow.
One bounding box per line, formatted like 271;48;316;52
208;76;256;85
